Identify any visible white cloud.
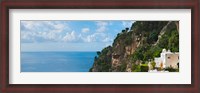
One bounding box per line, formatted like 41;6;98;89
81;32;112;43
96;21;108;32
83;35;94;42
21;21;40;30
21;21;66;30
21;31;35;42
45;31;57;40
54;24;65;31
81;28;90;33
81;33;97;43
21;21;114;43
21;21;70;42
62;31;76;42
102;37;112;42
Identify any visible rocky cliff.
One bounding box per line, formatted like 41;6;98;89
89;21;179;72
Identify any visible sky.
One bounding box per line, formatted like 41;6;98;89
21;20;134;52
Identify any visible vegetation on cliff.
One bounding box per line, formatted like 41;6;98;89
90;21;179;72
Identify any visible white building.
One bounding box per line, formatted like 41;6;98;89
154;49;179;69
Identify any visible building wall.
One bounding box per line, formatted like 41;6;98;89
165;53;179;68
154;49;179;69
155;58;162;67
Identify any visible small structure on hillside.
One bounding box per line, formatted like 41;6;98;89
154;49;179;69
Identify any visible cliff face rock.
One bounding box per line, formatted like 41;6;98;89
90;21;179;72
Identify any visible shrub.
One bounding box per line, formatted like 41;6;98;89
132;64;141;72
122;30;126;33
140;64;149;72
164;67;178;72
89;68;93;72
157;67;162;71
97;51;101;56
120;62;127;72
151;61;156;69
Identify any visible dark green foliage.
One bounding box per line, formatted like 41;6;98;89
147;31;159;44
92;46;112;72
142;45;163;61
132;50;144;61
94;56;97;61
132;45;152;61
158;29;179;52
96;51;101;56
165;67;179;72
130;22;178;71
168;30;179;52
98;62;111;72
132;64;141;72
120;62;127;72
89;68;93;72
132;21;168;37
125;28;129;31
124;35;133;45
90;21;179;72
122;30;126;33
140;65;149;72
151;46;162;57
113;28;134;46
158;35;169;49
131;22;179;62
151;61;156;69
132;21;173;61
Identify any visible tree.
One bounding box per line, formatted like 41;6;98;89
97;51;101;56
168;30;179;52
94;56;97;61
122;30;126;33
158;35;169;49
125;28;129;32
124;36;132;45
147;31;158;44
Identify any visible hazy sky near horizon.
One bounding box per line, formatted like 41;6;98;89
21;20;134;51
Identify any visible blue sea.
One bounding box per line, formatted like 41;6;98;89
21;52;97;72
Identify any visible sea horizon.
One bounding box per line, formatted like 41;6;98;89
21;51;97;72
21;51;99;52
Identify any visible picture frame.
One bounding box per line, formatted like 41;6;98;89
0;0;199;93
